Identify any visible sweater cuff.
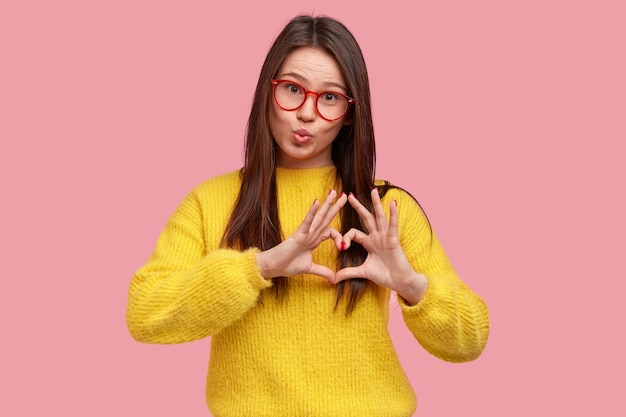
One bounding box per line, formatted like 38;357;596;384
241;248;273;291
193;247;272;311
398;274;445;318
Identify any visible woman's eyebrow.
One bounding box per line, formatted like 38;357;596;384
321;81;347;92
278;71;306;82
278;72;347;92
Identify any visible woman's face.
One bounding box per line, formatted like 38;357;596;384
269;47;350;168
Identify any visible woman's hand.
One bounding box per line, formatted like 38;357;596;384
333;189;428;305
255;190;347;281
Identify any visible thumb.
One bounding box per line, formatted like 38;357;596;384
308;263;337;282
333;266;368;284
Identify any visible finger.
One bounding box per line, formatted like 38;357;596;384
334;266;369;284
310;190;336;231
329;227;346;251
347;192;377;232
298;199;321;232
342;227;370;251
370;188;388;233
389;199;399;239
314;191;347;233
324;192;347;225
308;263;337;282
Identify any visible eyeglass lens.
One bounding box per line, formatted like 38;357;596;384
274;82;349;120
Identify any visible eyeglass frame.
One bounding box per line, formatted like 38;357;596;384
271;79;355;122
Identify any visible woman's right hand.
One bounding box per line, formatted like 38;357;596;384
255;190;347;281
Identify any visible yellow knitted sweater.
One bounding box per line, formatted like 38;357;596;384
126;166;489;417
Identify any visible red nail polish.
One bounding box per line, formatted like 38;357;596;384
340;242;346;251
328;189;334;195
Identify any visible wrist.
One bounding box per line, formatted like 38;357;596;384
255;250;274;279
396;272;428;306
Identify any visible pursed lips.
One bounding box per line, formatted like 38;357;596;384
293;128;313;144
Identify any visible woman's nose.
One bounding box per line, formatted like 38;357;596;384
297;93;318;121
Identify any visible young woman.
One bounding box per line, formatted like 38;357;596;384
126;15;490;416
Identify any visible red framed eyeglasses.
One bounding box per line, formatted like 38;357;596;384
271;79;355;121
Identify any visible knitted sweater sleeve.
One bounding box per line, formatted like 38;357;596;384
126;186;271;344
393;190;490;363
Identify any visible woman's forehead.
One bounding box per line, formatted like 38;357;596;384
277;47;346;90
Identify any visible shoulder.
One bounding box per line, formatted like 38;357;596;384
190;169;242;198
195;169;242;190
171;170;242;215
375;178;431;226
375;179;420;206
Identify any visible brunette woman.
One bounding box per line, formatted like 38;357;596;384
126;14;490;416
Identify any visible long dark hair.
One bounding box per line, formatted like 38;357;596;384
222;15;380;314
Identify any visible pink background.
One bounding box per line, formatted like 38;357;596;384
1;0;624;415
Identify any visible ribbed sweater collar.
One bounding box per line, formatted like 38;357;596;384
274;165;337;184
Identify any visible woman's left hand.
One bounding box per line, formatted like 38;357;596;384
331;189;428;306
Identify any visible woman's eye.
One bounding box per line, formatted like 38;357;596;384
286;84;302;94
321;93;339;103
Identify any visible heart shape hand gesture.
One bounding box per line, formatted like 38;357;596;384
255;188;428;305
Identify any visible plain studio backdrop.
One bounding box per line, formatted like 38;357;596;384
1;1;624;415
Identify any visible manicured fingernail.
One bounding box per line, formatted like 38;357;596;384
340;242;346;251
